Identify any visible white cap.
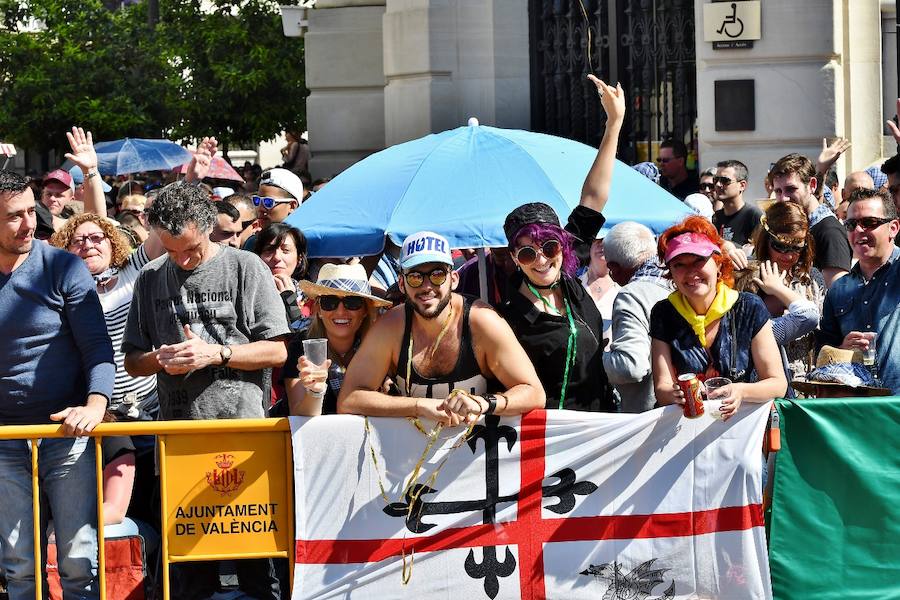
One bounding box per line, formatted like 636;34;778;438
259;168;304;201
684;193;714;220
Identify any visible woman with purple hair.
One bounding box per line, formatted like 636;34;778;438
499;75;624;412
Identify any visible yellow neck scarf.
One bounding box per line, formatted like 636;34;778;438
668;281;739;348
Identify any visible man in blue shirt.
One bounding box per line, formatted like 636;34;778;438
0;170;115;599
818;188;900;393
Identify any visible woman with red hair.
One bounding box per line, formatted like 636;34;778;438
649;216;787;419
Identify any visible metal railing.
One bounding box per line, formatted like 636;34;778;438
0;418;294;600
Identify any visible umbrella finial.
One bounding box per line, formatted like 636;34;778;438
467;117;480;127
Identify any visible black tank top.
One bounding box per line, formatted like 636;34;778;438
395;297;494;399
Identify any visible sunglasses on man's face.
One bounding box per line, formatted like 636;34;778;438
699;182;715;191
403;268;449;289
713;176;742;186
318;295;365;311
251;195;294;210
767;233;806;254
843;217;895;232
514;239;562;266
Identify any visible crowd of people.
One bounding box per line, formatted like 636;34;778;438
1;76;899;599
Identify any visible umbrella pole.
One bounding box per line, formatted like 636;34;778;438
476;248;489;304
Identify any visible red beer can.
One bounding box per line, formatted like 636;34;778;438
676;373;705;419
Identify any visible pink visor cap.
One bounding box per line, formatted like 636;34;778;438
663;232;721;264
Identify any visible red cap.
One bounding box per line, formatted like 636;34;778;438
44;169;73;189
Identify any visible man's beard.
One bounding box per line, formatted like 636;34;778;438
405;290;451;320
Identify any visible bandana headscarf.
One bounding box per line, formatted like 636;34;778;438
668;281;739;348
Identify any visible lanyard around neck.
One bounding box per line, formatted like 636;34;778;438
525;280;577;409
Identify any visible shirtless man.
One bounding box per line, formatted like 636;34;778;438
339;231;545;424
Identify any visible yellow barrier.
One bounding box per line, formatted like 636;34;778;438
0;418;294;600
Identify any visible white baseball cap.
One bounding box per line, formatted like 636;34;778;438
259;168;304;201
400;231;453;269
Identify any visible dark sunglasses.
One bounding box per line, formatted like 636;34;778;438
699;182;715;191
656;157;673;164
403;268;449;288
251;195;294;210
713;176;742;186
843;217;894;232
514;239;562;266
318;295;365;311
767;233;806;254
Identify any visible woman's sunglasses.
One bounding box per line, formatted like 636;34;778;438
514;240;562;266
403;268;449;288
318;295;365;311
252;195;294;210
767;232;805;254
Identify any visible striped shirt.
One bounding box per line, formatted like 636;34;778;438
100;245;158;420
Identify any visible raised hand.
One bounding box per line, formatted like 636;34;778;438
186;136;218;183
816;136;851;175
887;99;900;144
587;74;625;124
64;126;98;173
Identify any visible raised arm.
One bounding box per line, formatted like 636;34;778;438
184;137;217;184
814;137;851;200
580;75;625;214
65;126;105;217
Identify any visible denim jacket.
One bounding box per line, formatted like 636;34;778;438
818;247;900;393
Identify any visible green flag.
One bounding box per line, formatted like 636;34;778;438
769;398;900;599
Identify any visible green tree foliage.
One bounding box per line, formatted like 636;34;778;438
0;0;179;154
0;0;306;155
162;0;307;152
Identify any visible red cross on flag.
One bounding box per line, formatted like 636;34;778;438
290;405;772;599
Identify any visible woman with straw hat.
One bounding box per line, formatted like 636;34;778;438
282;263;391;416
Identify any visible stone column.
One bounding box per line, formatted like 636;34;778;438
382;0;531;146
695;0;884;200
305;0;387;178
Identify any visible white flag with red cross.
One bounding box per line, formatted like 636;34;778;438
290;405;772;599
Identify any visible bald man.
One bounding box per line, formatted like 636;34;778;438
841;171;874;203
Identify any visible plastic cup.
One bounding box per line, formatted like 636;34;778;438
302;338;328;368
862;333;877;366
704;377;731;420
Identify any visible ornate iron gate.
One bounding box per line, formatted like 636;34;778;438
529;0;697;165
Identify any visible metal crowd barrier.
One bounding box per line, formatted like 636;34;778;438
0;418;294;600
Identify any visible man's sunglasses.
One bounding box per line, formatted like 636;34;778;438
403;268;449;288
514;240;561;266
318;295;365;311
252;195;294;210
767;232;806;254
713;176;742;186
843;217;895;232
699;182;715;191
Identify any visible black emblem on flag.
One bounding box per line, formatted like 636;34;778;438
580;559;676;600
384;416;598;598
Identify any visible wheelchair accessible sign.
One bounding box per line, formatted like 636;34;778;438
704;1;761;49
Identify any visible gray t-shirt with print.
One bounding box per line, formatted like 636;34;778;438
122;244;290;420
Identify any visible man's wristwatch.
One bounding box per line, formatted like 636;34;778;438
483;393;498;416
84;170;98;179
219;345;233;366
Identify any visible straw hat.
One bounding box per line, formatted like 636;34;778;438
298;263;391;308
791;346;892;397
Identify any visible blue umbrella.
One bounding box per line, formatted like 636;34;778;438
287;122;691;257
90;138;193;176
